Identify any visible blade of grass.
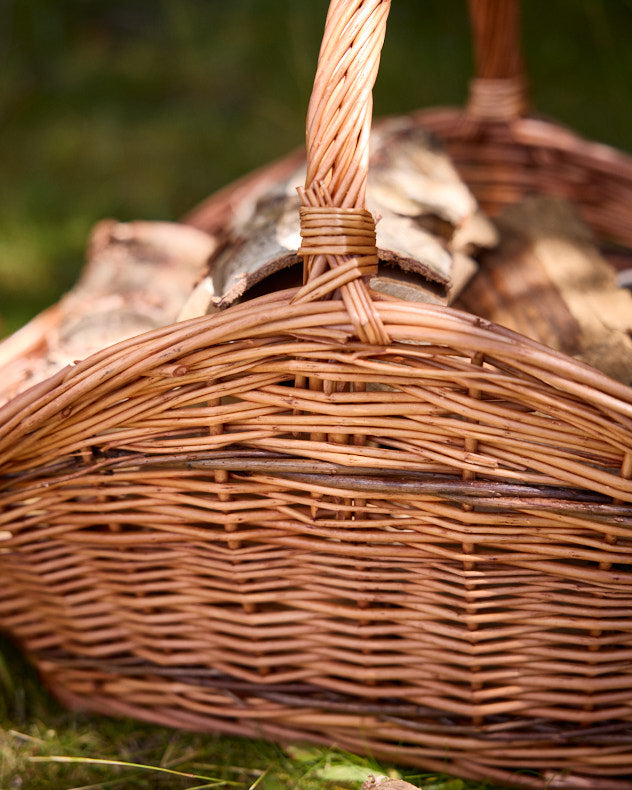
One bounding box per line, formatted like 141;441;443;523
186;784;239;790
191;763;264;778
28;754;238;785
175;785;235;790
248;765;269;790
9;729;47;745
61;769;149;790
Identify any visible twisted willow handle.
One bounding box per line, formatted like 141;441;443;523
293;0;391;345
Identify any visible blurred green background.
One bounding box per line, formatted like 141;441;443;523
1;0;632;338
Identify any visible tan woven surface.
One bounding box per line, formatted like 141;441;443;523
1;1;632;787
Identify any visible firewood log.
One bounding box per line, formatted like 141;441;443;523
458;195;632;383
178;118;496;320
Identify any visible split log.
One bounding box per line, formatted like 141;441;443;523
458;195;632;383
0;220;215;405
178;118;496;320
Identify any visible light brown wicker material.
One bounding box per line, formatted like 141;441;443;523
2;2;632;788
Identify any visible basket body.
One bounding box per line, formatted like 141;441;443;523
2;292;632;788
2;2;632;788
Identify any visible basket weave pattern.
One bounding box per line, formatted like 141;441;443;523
2;2;632;788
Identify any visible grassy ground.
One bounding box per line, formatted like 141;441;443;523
2;2;632;788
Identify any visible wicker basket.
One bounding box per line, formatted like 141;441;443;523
2;2;632;788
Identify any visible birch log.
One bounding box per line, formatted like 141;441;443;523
458;195;632;384
178;118;496;319
0;220;216;405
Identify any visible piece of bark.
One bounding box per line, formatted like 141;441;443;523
0;220;216;405
458;195;632;384
178;118;497;319
367;117;477;227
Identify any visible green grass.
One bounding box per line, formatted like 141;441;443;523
2;1;632;787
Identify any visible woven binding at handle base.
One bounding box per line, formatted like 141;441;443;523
2;2;632;789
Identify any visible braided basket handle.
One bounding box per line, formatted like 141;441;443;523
292;0;391;345
466;0;529;121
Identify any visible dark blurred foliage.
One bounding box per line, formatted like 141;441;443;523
0;0;631;334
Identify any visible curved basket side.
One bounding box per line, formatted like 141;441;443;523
1;294;631;490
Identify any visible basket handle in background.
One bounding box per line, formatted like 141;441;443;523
292;0;391;346
466;0;529;121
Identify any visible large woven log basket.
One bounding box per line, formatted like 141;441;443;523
2;2;632;788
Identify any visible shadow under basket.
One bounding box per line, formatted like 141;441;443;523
2;2;632;789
